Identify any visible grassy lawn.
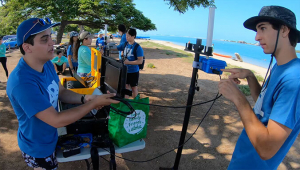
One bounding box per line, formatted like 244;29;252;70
139;41;194;62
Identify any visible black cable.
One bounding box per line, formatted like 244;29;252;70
100;92;221;163
100;156;110;163
261;29;279;91
108;99;137;118
127;94;222;108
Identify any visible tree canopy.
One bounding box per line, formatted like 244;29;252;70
166;0;215;13
0;0;214;43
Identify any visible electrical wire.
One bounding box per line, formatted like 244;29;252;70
92;74;223;162
100;92;221;163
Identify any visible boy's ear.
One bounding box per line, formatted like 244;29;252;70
281;25;290;38
22;43;32;54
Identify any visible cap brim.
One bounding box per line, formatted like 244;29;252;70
244;16;300;43
31;22;60;36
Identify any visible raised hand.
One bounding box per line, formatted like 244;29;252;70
218;78;246;104
221;68;254;84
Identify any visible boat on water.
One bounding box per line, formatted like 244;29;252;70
213;52;232;58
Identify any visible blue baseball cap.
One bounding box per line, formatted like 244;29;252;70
17;18;60;46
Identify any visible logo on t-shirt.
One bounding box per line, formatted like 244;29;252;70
47;80;59;109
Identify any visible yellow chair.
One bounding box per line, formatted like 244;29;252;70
60;48;102;95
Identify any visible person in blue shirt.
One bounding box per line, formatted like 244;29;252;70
74;31;93;77
6;18;119;170
218;6;300;169
51;50;68;75
67;31;79;77
0;36;8;82
117;24;127;60
95;32;104;49
117;28;144;98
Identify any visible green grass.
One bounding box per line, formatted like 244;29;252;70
139;41;193;62
297;50;300;53
238;85;251;96
147;63;156;68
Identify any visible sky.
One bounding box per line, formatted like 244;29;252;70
133;0;300;47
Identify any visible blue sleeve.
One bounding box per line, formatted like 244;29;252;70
12;83;53;118
117;42;125;51
136;45;144;58
67;45;73;56
120;34;127;44
96;38;99;46
270;79;300;129
81;47;91;66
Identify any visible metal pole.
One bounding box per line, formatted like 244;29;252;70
206;7;216;50
172;39;201;170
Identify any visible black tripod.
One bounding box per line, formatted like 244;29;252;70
160;39;213;170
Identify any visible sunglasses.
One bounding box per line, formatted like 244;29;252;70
84;32;92;39
23;17;52;44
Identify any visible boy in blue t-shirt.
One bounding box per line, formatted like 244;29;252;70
6;18;119;170
218;6;300;169
117;28;143;98
51;50;68;74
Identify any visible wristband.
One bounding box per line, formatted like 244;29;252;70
81;95;85;104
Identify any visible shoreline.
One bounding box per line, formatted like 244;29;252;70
136;39;268;77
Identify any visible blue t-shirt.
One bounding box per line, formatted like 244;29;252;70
67;45;78;67
0;44;6;57
117;42;143;73
96;37;104;47
77;45;91;74
118;34;127;59
228;58;300;169
6;58;60;158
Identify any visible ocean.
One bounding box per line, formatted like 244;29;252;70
146;35;300;68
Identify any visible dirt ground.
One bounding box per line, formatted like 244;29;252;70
0;40;299;170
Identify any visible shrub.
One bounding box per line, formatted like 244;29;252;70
238;85;251;96
147;63;156;68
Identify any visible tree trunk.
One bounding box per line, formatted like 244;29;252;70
79;25;84;33
56;20;67;44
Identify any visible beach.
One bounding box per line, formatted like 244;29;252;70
143;39;268;77
0;38;299;170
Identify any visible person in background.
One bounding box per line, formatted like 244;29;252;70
117;28;143;98
117;24;127;60
67;31;79;77
6;17;119;170
51;50;68;75
95;32;104;49
218;6;300;169
0;36;8;82
74;31;93;77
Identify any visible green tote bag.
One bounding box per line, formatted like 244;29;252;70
108;95;149;147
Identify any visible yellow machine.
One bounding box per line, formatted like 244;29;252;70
60;47;102;95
